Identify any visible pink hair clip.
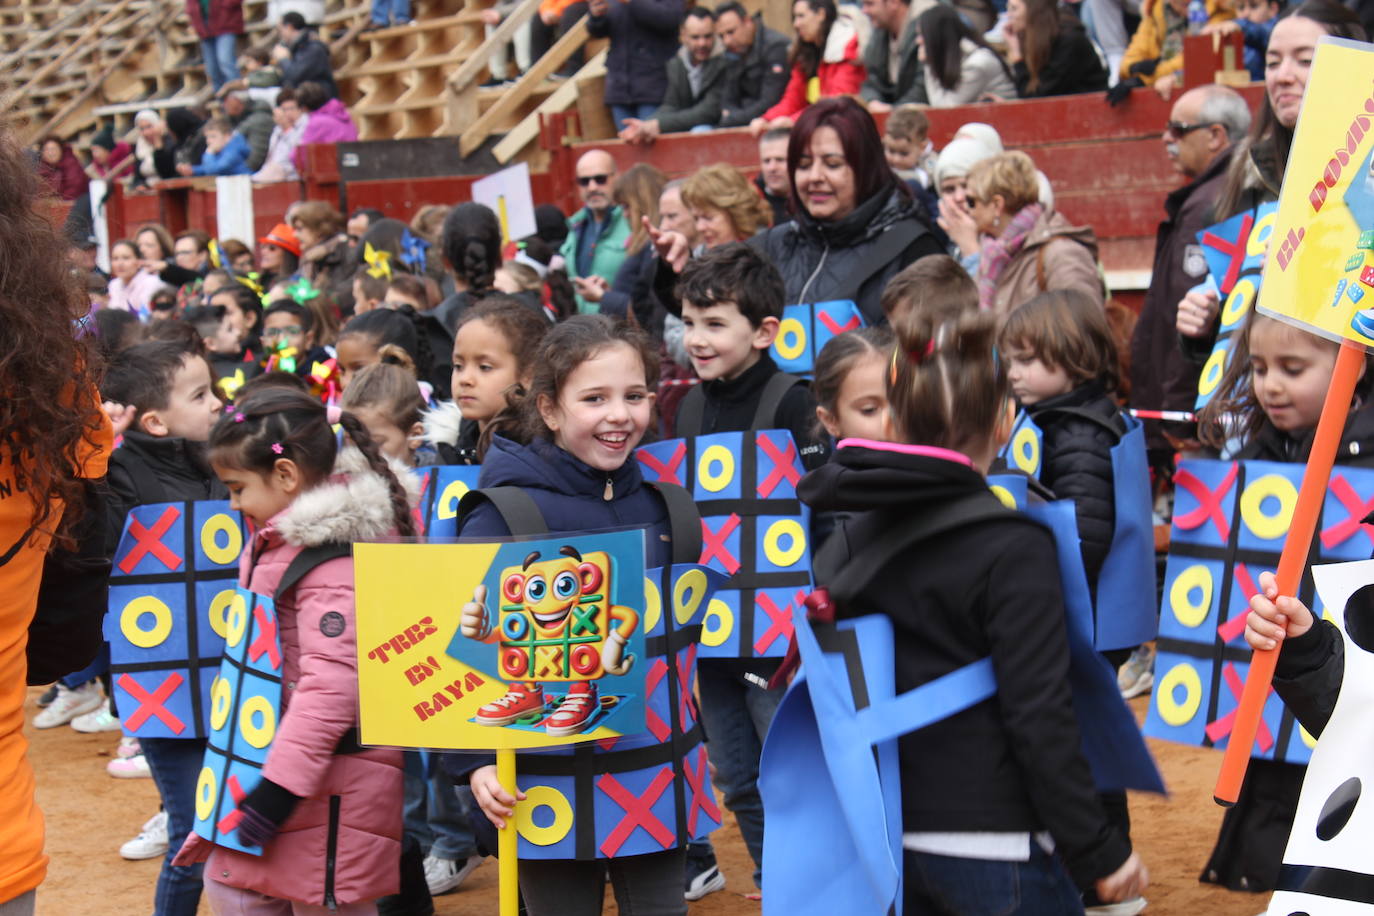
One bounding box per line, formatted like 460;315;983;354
325;404;342;425
232;410;246;423
271;443;284;455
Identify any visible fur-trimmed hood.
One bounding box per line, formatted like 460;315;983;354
274;446;422;547
825;5;871;64
421;400;465;449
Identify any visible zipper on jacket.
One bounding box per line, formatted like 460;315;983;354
797;242;830;306
323;794;341;911
604;474;614;501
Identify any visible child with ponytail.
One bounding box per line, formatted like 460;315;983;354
341;345;427;465
173;388;419;914
417;203;502;401
797;311;1147;914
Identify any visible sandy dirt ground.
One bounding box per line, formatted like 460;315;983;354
28;692;1275;916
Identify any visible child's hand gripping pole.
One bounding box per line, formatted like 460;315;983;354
1214;339;1367;806
498;748;519;916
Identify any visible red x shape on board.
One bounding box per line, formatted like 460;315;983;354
676;644;697;725
248;603;281;671
1199;213;1253;294
643;659;671;742
1205;662;1275;752
1216;564;1262;644
817;309;861;336
754;591;801;656
598;769;676;857
684;744;721;835
637;442;687;487
217;774;250;835
756;435;802;498
1321;474;1374;552
118;506;184;573
1173;463;1238;541
700;515;742;574
118;672;187;734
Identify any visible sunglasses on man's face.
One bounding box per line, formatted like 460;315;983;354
577;173;612;187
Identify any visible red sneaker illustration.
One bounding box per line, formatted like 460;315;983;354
545;682;599;737
475;683;545;726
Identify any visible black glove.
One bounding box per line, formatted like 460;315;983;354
1128;58;1160;77
236;777;302;848
1107;77;1145;107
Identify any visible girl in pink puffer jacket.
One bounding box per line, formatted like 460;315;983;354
174;389;419;914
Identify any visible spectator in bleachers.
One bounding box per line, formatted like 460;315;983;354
217;49;283;105
273;11;339;100
588;0;686;131
572;164;666;319
1204;0;1282;80
132;111;180;186
858;0;928;113
367;0;412;30
36;137;88;201
268;0;323;25
482;0;534;86
186;0;243;93
883;105;936;186
755;126;791;224
530;0;589;79
291;81;358;174
752;0;870;132
84;126;135;184
176;117;251;177
293;200;356;312
917;4;1016;106
253;88;308;183
561;149;632;312
1004;0;1109;98
1130;84;1248;457
223;90;274;172
166;107;209;173
967;150;1103;314
620;6;727;143
714;1;791;128
1080;0;1139;80
1116;0;1231;102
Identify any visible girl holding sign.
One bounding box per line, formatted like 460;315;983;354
173;389;418;914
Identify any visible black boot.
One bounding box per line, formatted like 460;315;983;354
377;835;435;916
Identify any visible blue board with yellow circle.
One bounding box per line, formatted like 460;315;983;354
192;586;283;856
1144;458;1374;763
106;500;251;739
416;464;483;538
770;300;866;377
636;430;812;659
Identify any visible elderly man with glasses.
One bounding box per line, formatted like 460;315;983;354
560;149;632;313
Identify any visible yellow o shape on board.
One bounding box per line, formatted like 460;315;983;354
200;513;242;566
701;598;734;648
1011;426;1040;475
643;576;663;635
1198;347;1227;398
1220;277;1256;329
1248;209;1277;257
195;766;217;821
698;445;736;493
1156;663;1203;727
210;676;233;732
1169;564;1213;629
763;519;807;568
515;785;574;846
239;695;277;749
121;596;174;649
438;479;471;520
225;592;249;649
989;485;1018;509
774;317;807;362
1240;473;1297;541
673;567;709;625
207;589;243;641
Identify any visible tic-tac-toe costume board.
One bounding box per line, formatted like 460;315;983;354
193;587;284;856
1193;202;1277;411
769;301;866;377
1269;560;1374;915
106;500;251;738
636;432;811;659
1144;459;1374;763
413;464;483;537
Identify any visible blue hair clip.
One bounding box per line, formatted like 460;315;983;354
399;228;431;270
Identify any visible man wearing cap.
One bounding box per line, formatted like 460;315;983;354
560;149;631;313
252;88;308;183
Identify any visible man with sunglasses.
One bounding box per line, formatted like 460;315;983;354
560;149;632;313
1128;83;1250;478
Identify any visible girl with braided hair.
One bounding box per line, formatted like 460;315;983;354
172;387;420;913
417;202;503;401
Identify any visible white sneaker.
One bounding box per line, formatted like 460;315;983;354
423;854;481;895
107;754;151;778
115;736;141;758
1086;897;1148;915
33;681;105;728
119;810;168;861
71;704;121;733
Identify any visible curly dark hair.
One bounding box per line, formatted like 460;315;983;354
0;124;106;541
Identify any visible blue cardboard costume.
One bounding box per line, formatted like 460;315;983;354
106;500;251;738
415;464;483;537
769;300;866;377
452;485;727;859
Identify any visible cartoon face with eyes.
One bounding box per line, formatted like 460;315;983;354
503;547;607;634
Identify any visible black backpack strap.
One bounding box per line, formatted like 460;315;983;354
836;222;925;304
675;384;706;439
819;493;1027;607
646;481;702;565
277;542;353;599
751;372;805;430
456;486;549;536
109;449;167;505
